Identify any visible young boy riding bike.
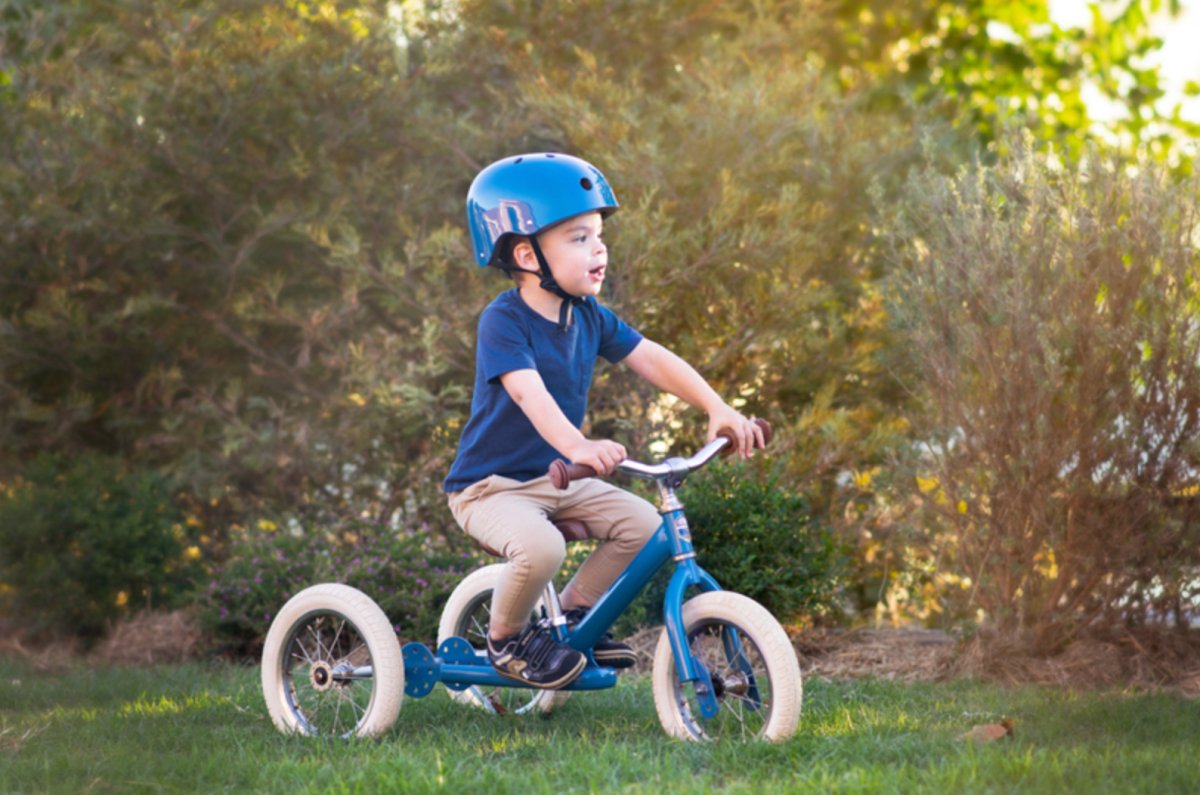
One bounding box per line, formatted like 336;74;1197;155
444;153;764;689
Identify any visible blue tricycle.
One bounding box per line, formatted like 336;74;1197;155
261;421;802;741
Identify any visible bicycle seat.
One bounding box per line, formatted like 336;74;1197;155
474;519;591;558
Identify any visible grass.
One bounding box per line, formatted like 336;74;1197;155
2;658;1199;794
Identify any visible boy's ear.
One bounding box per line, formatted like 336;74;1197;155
509;238;536;270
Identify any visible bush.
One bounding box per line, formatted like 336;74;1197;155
681;462;847;623
886;136;1200;649
0;454;201;642
199;520;480;656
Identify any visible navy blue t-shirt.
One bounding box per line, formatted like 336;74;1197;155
443;290;643;493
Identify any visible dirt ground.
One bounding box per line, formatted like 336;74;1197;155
6;611;1200;697
625;624;1200;696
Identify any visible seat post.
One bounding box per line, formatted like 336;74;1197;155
540;581;568;640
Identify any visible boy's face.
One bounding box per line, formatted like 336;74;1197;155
519;211;608;298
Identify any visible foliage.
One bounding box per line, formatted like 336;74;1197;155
1;0;1194;646
884;134;1200;649
0;0;476;532
0;453;201;641
199;519;479;653
680;461;848;623
816;0;1192;162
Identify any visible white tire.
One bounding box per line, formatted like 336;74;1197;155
437;564;569;714
261;583;404;737
651;591;801;741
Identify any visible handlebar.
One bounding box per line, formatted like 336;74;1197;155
547;419;772;490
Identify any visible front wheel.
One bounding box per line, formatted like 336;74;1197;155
261;583;404;737
651;591;802;741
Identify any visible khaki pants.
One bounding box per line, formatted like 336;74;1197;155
447;475;661;631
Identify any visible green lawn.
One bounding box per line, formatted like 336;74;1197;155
2;658;1198;794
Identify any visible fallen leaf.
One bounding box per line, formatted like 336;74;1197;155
962;718;1014;744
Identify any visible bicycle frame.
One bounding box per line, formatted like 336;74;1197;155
560;474;730;716
426;501;723;697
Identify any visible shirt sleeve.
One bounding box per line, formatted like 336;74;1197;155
477;304;537;384
596;302;644;363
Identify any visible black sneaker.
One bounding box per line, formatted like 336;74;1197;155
564;607;637;669
486;624;586;689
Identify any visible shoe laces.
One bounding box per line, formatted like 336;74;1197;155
511;623;566;670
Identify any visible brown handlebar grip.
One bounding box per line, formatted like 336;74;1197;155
717;418;773;455
548;459;598;490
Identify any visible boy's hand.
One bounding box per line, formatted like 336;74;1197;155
567;438;627;476
706;406;765;459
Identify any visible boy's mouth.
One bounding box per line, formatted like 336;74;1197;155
588;265;606;281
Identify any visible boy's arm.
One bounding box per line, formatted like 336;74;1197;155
622;339;763;458
499;369;628;475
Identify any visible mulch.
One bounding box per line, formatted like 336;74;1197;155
6;611;1200;697
627;624;1200;697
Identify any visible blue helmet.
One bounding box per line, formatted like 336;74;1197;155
466;153;619;268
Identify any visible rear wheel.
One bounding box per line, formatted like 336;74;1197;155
261;583;404;737
651;591;801;741
437;564;569;715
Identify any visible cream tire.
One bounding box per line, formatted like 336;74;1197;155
651;591;801;741
261;583;404;737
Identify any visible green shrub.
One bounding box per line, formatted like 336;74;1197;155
199;521;480;656
0;454;200;641
680;462;846;624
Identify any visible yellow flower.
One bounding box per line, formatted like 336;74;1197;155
957;499;969;514
185;515;203;528
1034;545;1059;580
852;469;876;491
257;519;278;533
348;392;367;407
115;591;129;607
184;545;202;561
916;476;939;494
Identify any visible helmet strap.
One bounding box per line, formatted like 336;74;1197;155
528;236;583;331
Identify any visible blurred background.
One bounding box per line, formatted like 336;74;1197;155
1;0;1198;667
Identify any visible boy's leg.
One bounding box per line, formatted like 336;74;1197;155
553;480;661;610
447;477;586;688
447;476;567;636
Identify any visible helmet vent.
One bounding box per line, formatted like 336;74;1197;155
514;157;524;164
580;177;593;191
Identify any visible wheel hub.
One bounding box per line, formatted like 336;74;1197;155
720;671;751;698
310;661;335;692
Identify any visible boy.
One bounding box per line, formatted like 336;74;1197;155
444;152;763;689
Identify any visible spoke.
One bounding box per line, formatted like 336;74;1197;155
292;637;316;666
347;686;368;723
343;641;367;665
332;685;345;731
468;611;487;644
308;622;328;660
329;617;347;660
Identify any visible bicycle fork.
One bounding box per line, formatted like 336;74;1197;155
657;502;760;719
